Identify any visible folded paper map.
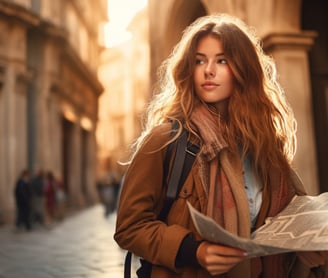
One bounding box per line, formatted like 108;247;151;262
187;192;328;257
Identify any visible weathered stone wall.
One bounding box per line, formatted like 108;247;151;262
0;0;106;223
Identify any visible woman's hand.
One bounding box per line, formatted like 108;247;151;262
297;251;328;268
196;241;248;275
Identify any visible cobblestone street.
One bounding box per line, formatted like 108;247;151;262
0;205;138;278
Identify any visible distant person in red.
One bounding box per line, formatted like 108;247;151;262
44;171;57;222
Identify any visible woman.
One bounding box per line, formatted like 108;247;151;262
114;14;327;277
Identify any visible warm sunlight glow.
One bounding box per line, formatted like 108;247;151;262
104;0;147;47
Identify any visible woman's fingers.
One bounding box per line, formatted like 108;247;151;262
197;242;248;275
205;243;247;257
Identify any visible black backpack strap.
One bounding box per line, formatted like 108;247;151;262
124;251;132;278
161;121;199;219
158;128;188;221
179;141;198;190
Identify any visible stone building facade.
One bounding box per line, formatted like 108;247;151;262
0;0;107;223
148;0;328;195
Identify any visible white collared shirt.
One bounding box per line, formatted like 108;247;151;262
242;155;263;228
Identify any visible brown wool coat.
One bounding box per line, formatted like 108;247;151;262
114;123;315;278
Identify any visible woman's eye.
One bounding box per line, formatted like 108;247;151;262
217;59;227;64
195;58;205;65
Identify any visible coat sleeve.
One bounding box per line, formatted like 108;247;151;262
114;124;191;271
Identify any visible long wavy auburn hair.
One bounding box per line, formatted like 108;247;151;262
129;14;297;184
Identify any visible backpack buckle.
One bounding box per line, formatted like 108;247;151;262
185;146;197;156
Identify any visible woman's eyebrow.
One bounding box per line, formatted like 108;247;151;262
195;52;225;57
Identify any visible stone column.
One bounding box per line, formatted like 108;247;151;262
67;122;84;207
0;64;14;223
85;129;99;203
263;31;319;195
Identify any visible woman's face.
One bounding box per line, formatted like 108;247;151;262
193;35;233;114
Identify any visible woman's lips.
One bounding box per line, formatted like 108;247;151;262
202;82;219;90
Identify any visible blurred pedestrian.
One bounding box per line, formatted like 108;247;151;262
14;169;31;231
97;179;115;217
44;171;57;224
30;169;45;226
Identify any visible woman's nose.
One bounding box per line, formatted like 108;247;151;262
205;62;215;78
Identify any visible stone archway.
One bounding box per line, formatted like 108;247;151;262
149;0;207;86
249;0;320;194
163;1;207;57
